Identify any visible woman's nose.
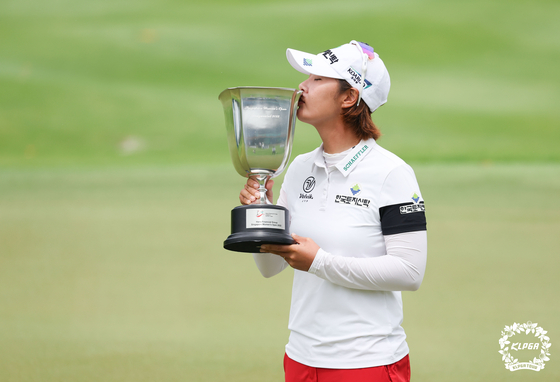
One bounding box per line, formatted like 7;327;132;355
298;78;308;92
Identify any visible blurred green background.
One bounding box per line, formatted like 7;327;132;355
1;0;559;381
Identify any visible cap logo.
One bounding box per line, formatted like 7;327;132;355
303;58;312;67
322;50;339;64
347;67;372;89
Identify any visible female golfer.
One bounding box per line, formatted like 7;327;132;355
239;41;427;382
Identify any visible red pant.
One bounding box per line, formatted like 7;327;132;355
284;353;410;382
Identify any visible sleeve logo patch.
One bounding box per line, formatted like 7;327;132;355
412;193;420;203
400;202;425;214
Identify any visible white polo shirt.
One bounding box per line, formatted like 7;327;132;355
278;138;426;368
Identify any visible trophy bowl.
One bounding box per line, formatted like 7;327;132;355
219;87;302;253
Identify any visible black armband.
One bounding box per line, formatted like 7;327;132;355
380;202;427;235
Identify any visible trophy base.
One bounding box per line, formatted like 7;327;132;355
224;205;296;253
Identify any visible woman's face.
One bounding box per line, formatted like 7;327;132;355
297;75;345;126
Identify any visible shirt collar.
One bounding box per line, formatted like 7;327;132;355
311;138;376;176
335;138;375;177
312;143;327;169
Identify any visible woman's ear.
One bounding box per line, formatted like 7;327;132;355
341;88;359;108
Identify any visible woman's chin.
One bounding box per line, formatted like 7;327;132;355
296;109;309;124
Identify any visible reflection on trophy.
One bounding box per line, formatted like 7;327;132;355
219;87;302;253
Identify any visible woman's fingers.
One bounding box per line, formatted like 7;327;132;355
240;178;262;205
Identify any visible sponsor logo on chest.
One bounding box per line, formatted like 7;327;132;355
335;185;370;208
299;193;313;201
299;176;315;202
335;194;371;208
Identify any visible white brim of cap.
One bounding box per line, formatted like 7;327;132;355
286;48;344;79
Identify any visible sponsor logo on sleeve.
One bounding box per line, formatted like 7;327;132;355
399;202;425;214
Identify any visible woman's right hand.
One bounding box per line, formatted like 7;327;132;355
239;177;274;205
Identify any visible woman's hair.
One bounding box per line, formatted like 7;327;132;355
337;80;381;141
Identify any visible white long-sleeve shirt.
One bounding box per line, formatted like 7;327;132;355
254;229;426;291
253;139;427;368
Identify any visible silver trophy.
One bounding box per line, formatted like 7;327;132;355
219;87;302;252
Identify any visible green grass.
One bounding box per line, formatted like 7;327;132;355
0;165;292;381
1;164;559;381
1;0;559;167
1;0;560;380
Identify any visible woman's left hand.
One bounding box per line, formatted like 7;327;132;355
260;234;319;272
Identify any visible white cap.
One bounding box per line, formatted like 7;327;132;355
286;41;390;112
